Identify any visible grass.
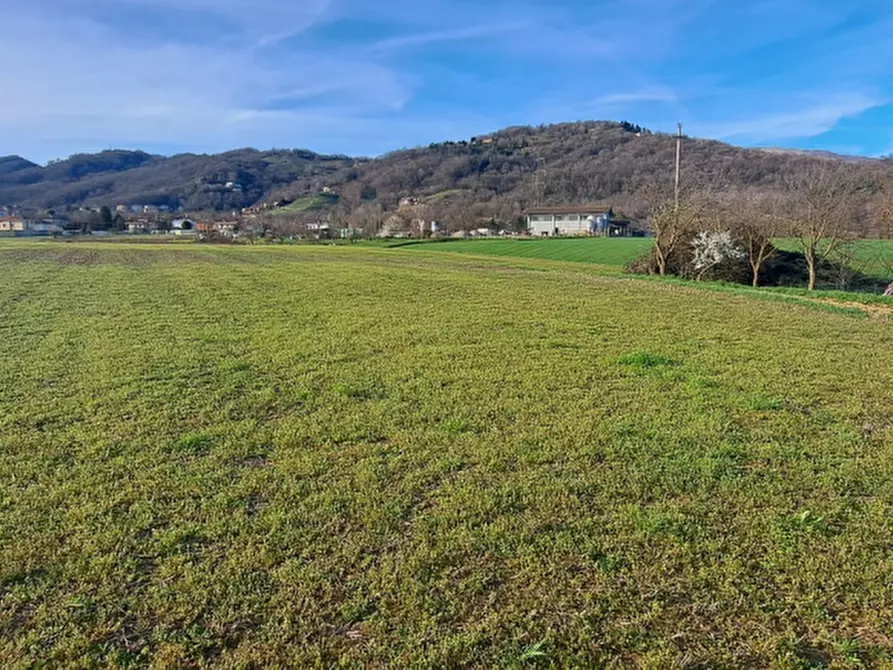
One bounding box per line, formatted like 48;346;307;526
403;237;654;267
271;192;339;215
2;240;893;667
775;238;893;281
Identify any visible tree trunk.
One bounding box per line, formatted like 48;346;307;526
804;244;818;291
751;263;760;288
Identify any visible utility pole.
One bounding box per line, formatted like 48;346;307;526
674;123;683;213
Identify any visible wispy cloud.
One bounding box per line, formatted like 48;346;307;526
592;88;679;107
3;0;893;160
368;21;529;52
699;93;886;143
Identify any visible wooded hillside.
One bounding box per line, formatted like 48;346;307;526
268;122;893;234
0;149;357;211
3;122;893;235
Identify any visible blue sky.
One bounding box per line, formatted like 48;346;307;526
2;0;892;163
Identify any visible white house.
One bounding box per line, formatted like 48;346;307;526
526;206;629;237
0;216;26;233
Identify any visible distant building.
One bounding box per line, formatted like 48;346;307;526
127;220;150;234
27;220;65;236
171;218;196;235
0;216;25;233
525;206;629;237
215;221;237;237
306;222;331;239
339;227;363;239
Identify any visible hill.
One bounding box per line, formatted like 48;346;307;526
0;149;358;212
267;122;893;234
4;122;893;228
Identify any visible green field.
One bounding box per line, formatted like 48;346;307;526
3;241;893;667
403;237;654;267
412;237;893;283
272;193;340;215
768;239;893;282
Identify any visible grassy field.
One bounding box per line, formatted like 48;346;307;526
412;237;893;283
401;237;654;267
772;239;893;281
272;193;340;215
2;241;893;668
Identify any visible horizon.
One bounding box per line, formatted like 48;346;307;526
8;121;890;167
2;1;892;163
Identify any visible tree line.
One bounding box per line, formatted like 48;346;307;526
639;163;893;291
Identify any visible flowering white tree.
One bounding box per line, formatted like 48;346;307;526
691;231;745;280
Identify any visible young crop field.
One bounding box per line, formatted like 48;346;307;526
773;238;893;281
2;241;893;668
401;237;654;267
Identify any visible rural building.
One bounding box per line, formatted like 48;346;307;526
339;227;363;240
526;206;630;237
215;221;237;237
306;222;331;239
171;218;197;236
27;220;65;236
0;216;26;233
194;221;237;237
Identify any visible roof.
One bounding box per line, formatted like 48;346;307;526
526;205;612;215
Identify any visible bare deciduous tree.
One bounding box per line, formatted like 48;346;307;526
737;191;789;287
646;185;709;276
786;165;858;291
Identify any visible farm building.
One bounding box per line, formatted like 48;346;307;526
526;206;629;237
0;216;26;233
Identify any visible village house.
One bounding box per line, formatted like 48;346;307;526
525;206;630;237
215;221;237;237
0;216;26;233
306;222;331;239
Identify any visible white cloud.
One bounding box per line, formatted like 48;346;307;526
592;88;679;107
699;94;885;143
0;2;414;161
368;21;529;52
